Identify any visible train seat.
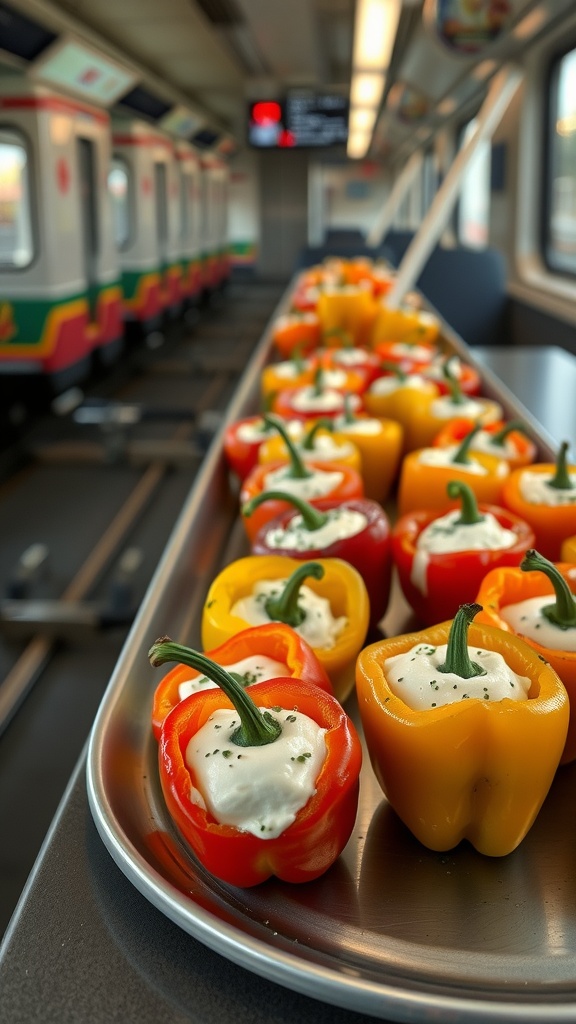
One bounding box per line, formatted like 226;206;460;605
415;246;507;347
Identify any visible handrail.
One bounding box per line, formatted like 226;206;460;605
386;63;524;309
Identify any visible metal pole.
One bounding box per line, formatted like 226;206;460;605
365;149;424;247
385;63;523;309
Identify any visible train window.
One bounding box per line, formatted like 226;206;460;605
457;118;490;249
108;156;131;250
0;129;34;269
545;45;576;276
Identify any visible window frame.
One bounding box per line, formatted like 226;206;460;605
455;115;491;250
541;40;576;279
108;152;134;253
0;124;38;272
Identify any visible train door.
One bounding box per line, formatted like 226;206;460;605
154;161;168;271
77;137;99;323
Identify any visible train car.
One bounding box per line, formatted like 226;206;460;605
174;139;204;309
0;76;123;394
110;117;184;336
200;152;230;294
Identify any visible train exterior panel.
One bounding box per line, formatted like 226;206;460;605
0;79;123;391
201;153;230;291
174;140;203;304
111;117;184;333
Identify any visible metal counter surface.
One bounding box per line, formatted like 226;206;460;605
0;339;575;1024
473;345;576;449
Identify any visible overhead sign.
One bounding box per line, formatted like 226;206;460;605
159;105;204;139
31;37;137;107
424;0;513;55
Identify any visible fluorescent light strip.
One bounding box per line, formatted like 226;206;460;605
353;0;401;71
350;72;385;108
348;0;400;159
347;129;372;159
349;107;378;133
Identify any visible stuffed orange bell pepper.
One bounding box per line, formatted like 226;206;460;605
363;364;439;453
392;480;535;626
406;367;503;450
202;556;369;702
501;442;576;561
475;549;576;763
272;365;366;423
271;310;321;358
151;622;333;741
356;603;569;856
257;418;362;476
372;336;439;371
433;418;538;471
240;416;364;543
317;344;381;387
261;353;314;398
397;426;510;516
151;640;362;887
331;398;404;503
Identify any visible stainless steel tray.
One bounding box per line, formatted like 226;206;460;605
87;289;576;1023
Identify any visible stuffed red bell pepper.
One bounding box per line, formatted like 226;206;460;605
150;639;362;887
245;490;392;634
392;480;536;626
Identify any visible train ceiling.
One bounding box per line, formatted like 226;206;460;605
0;0;574;159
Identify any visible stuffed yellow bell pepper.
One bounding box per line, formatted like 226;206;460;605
370;305;440;347
331;398;404;503
257;418;363;476
356;603;569;856
317;285;378;348
202;555;369;703
363;365;438;453
407;368;503;451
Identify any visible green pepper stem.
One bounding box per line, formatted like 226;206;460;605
451;425;481;465
312;365;324;396
242;490;329;531
380;361;408;382
342;394;357;425
443;363;465;405
489;420;527;447
291;349;305;374
324;327;353;348
262;415;311;480
264;561;325;627
548;441;574;491
437;603;487;678
520;549;576;629
447;480;484;526
260;391;277;420
148;639;281;747
302;418;334;451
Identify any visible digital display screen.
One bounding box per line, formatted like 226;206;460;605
31;38;137;106
248;93;348;148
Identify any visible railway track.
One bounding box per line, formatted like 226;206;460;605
0;279;284;938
